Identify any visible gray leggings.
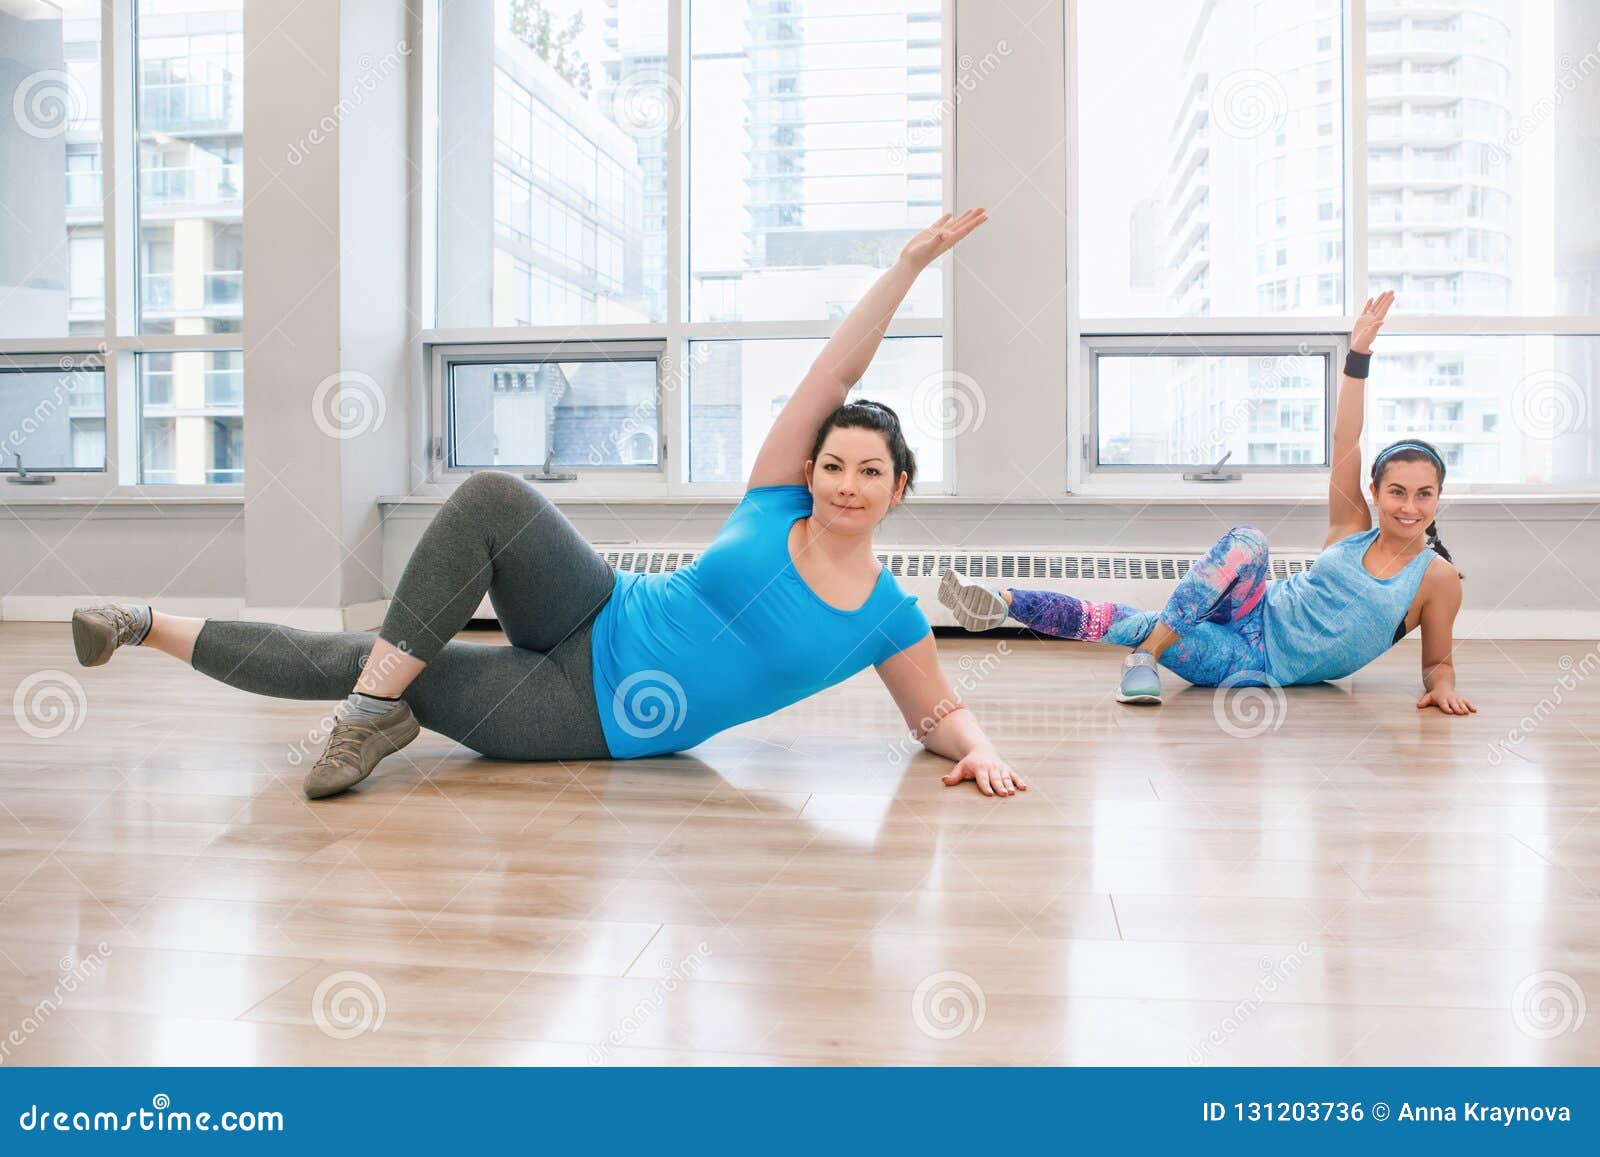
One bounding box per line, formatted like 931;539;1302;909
191;471;616;760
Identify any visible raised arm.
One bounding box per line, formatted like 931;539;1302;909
745;208;989;491
875;633;1026;797
1326;290;1394;547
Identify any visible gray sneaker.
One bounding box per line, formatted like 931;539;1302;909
71;604;149;667
303;701;420;799
938;568;1009;632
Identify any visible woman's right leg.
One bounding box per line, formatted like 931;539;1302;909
190;619;610;763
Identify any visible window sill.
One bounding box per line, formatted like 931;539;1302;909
378;490;1600;509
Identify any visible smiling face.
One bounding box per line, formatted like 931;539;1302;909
803;425;907;532
1369;456;1442;543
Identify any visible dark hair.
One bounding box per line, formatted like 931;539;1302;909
809;399;917;497
1370;437;1456;569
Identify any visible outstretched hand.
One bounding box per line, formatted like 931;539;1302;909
941;748;1027;797
1417;688;1477;715
1351;289;1395;354
900;208;988;270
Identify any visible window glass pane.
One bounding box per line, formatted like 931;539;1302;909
138;349;244;483
689;0;945;322
0;0;103;338
688;337;946;483
136;0;244;335
1078;0;1344;318
1367;1;1600;315
450;358;658;468
1365;335;1599;485
0;366;107;470
438;1;665;326
1096;353;1328;466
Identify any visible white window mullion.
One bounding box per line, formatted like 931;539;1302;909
1346;0;1368;310
1064;0;1086;492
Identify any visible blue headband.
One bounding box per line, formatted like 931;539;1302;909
1374;441;1444;473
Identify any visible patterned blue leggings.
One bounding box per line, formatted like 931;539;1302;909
1006;526;1273;686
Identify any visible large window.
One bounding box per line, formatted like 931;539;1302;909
1;0;245;492
430;0;948;491
1074;0;1600;488
0;1;102;340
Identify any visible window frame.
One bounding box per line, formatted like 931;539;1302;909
1064;0;1600;494
1085;333;1340;477
0;0;244;501
414;0;956;499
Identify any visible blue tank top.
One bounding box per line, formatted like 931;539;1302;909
1263;527;1440;685
589;484;931;758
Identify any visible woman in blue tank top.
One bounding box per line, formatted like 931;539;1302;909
940;290;1476;716
82;209;1031;800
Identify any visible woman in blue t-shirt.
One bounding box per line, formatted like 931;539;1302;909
74;209;1028;800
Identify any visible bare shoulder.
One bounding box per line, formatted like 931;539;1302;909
1420;553;1462;601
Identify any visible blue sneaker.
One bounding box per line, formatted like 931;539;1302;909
1117;651;1163;704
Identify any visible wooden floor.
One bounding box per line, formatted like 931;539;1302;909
2;620;1597;1066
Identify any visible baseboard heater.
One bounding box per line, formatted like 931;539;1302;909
474;546;1323;627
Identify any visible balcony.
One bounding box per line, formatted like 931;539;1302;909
140;164;242;207
141;271;243;313
139;82;243;135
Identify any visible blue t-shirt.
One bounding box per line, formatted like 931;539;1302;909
589;484;931;758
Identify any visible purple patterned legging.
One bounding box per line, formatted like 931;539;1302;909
1005;526;1273;686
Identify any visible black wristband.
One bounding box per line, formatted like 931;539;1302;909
1344;349;1372;378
